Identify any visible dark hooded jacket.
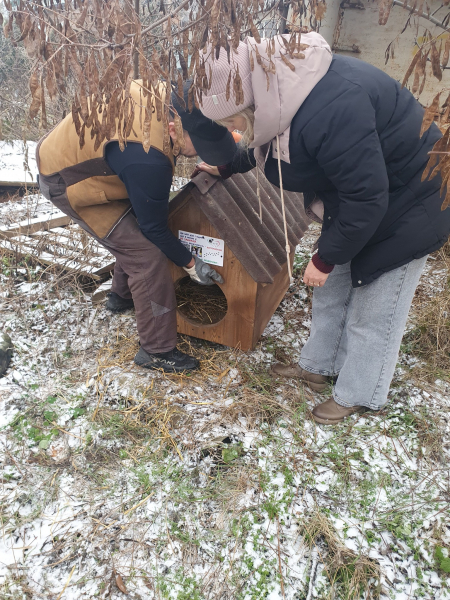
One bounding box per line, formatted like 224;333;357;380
228;54;450;287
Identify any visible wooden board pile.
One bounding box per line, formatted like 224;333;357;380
0;208;115;280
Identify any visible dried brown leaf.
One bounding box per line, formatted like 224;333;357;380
188;84;194;112
441;183;450;210
76;1;89;27
177;71;185;109
419;69;427;95
115;573;129;594
142;103;152;153
155;89;162;121
71;100;82;136
79;122;86;149
87;54;99;96
422;152;438;182
3;17;13;39
123;100;135;139
29;71;39;97
108;88;121;139
226;70;231;102
421;92;440;137
174;113;185;155
163;106;171;157
412;62;421;94
430;41;442;81
315;1;327;20
422;129;448;182
179;52;188;80
233;68;244;106
439;162;450;196
29;87;42;119
249;16;261;44
280;52;295;71
402;49;422;88
118;105;125;151
86;95;96;129
418;49;429;78
15;14;31;43
442;92;450;125
443;36;450;69
46;64;58;100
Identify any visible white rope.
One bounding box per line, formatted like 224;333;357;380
276;135;292;279
256;166;263;223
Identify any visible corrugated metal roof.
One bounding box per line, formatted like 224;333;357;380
171;170;310;284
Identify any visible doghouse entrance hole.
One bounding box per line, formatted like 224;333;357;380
176;277;227;325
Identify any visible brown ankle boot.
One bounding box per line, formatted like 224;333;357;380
270;363;330;392
312;397;367;424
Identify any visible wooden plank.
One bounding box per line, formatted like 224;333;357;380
0;213;71;239
0;181;38;187
13;234;108;267
91;261;115;276
0;236;105;279
90;279;113;303
31;230;111;260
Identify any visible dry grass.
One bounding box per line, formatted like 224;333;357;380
301;512;381;600
175;277;228;324
405;405;445;461
406;240;450;381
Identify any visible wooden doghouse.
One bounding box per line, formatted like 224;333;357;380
168;171;310;351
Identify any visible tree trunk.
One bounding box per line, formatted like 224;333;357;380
278;0;290;35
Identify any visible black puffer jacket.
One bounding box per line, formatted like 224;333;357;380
229;54;450;287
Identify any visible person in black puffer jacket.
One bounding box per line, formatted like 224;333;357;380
196;34;450;424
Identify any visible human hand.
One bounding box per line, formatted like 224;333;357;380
303;260;329;288
191;162;220;178
183;256;224;285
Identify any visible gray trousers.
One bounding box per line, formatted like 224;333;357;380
299;257;428;410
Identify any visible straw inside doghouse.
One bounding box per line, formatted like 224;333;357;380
175;277;227;324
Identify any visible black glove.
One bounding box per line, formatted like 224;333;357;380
183;256;224;286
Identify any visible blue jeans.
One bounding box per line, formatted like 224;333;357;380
299;257;428;410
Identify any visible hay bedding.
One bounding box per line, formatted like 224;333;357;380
175;276;228;324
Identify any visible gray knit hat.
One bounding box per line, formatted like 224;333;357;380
200;41;254;121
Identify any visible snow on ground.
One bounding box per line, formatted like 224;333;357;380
0;141;38;184
0;194;449;599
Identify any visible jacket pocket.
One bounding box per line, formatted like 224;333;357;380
94;190;109;204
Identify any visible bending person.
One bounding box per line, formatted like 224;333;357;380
37;81;234;373
196;33;450;423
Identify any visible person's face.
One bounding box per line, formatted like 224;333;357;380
168;122;197;157
219;115;247;134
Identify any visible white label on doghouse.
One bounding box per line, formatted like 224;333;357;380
178;230;224;267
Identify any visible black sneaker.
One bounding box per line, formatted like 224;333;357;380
134;347;199;373
105;292;134;313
